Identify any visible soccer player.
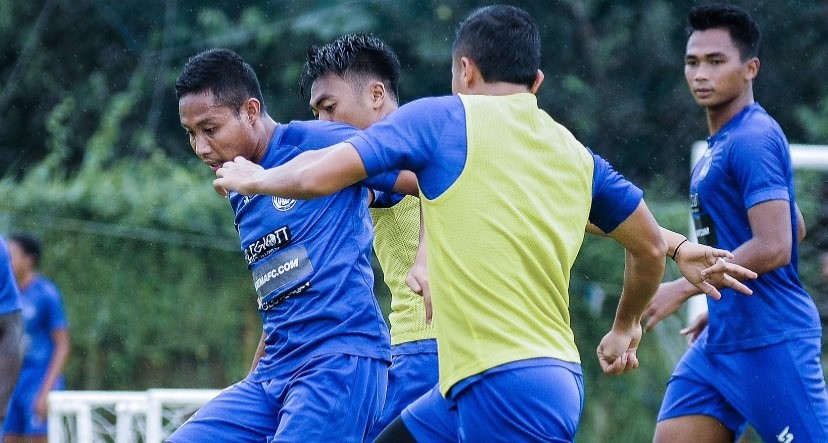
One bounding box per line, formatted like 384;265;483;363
643;4;828;442
169;48;396;442
214;5;755;441
297;33;437;442
0;235;22;426
3;233;70;443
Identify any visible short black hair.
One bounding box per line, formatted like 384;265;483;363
298;33;401;103
10;232;41;266
175;48;266;114
452;4;540;90
687;3;761;60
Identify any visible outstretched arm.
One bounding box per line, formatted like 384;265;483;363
661;227;757;299
643;201;785;332
214;142;367;199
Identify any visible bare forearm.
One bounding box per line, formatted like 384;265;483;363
42;332;70;393
259;148;365;198
614;249;665;328
729;238;789;275
215;143;368;199
659;227;689;259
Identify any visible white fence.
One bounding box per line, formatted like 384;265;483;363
48;389;220;443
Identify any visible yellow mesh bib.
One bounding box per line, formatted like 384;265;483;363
422;93;594;395
370;195;435;345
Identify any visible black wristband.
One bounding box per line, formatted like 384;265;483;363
671;238;688;261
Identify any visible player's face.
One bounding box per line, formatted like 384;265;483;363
7;241;29;281
309;73;376;130
685;28;755;110
179;91;259;172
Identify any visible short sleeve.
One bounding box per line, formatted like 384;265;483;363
589;153;644;233
727;131;790;209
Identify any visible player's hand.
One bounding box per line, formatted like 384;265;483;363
675;242;757;299
680;312;708;344
643;280;687;332
596;325;641;376
406;260;432;323
213;156;266;197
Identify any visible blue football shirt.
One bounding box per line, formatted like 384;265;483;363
232;120;393;382
690;103;820;352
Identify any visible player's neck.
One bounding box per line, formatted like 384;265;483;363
378;102;399;121
16;271;35;290
467;81;532;96
705;90;755;135
252;116;278;164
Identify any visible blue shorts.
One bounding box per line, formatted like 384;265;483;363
658;337;828;442
167;353;387;443
366;339;438;441
400;384;458;443
2;367;64;436
403;358;584;442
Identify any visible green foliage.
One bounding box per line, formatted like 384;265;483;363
0;150;256;389
3;1;827;188
1;2;826;440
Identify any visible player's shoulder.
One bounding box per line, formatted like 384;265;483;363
280;119;360;151
398;95;463;117
730;104;786;143
33;275;62;299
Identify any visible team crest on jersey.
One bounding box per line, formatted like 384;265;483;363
273;196;297;211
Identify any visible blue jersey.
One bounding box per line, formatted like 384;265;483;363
19;275;67;369
348;95;642;231
0;236;21;315
232;120;393;382
690;103;820;352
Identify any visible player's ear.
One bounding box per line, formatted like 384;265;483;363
745;57;760;81
242;98;261;124
530;69;544;94
370;81;386;110
460;56;478;89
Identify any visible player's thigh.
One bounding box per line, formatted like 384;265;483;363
166;379;278;443
456;363;584;442
657;343;745;440
654;415;733;443
399;384;458;443
272;353;387;443
723;338;828;443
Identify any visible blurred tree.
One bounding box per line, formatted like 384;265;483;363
2;1;826;188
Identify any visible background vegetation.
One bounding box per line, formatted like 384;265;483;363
1;1;826;441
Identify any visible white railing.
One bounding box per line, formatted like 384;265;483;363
48;389;221;443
